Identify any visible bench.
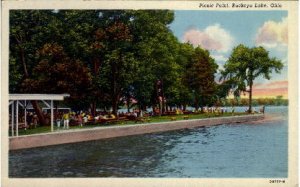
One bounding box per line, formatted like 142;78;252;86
9;123;27;130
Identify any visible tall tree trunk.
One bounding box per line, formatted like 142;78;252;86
18;44;47;125
31;100;47;125
200;96;204;113
111;59;118;115
165;104;169;112
158;98;162;115
161;97;165;114
127;96;130;113
90;102;96;116
91;57;101;117
195;97;199;111
248;80;253;113
19;47;29;77
112;96;118;115
161;81;165;114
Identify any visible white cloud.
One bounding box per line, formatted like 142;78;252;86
183;24;234;53
212;54;227;62
255;17;288;48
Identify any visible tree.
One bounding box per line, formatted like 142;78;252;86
184;47;218;111
86;10;178;115
22;43;92;109
12;10;226;116
126;10;178;114
56;10;106;115
10;10;94;123
221;44;283;112
172;43;195;110
275;95;284;106
10;10;60;125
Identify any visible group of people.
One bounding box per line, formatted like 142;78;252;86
55;107;233;130
26;112;38;128
201;106;230;114
13;105;266;131
56;112;84;129
55;109;146;129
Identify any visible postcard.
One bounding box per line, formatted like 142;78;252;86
1;0;298;186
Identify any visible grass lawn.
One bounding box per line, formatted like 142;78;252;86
9;112;250;137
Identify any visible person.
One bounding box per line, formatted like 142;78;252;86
259;106;265;114
57;119;61;128
77;114;83;127
63;112;70;129
33;113;38;128
110;113;116;119
26;112;33;128
140;110;143;117
83;115;88;124
87;114;93;121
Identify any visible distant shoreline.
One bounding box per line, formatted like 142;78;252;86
9;114;264;150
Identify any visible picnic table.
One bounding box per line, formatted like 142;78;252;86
9;122;27;130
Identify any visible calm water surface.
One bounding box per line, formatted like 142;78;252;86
9;106;288;178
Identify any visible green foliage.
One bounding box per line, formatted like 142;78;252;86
221;97;288;106
22;43;92;109
10;10;283;115
9;57;22;93
184;47;218;110
220;44;283;111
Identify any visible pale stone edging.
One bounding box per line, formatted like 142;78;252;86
9;114;264;150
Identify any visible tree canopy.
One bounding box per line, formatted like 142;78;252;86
9;10;283;121
220;44;283;112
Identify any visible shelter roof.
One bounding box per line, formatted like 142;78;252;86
9;94;70;101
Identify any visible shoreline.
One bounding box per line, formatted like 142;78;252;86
9;114;265;150
247;114;285;124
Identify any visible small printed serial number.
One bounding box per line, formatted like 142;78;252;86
269;180;285;183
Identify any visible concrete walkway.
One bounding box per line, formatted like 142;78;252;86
9;114;264;150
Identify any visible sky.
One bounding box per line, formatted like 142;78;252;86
169;11;288;99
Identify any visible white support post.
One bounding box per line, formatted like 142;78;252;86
16;100;19;137
51;100;54;132
11;101;14;137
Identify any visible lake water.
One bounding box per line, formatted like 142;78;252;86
9;106;288;178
